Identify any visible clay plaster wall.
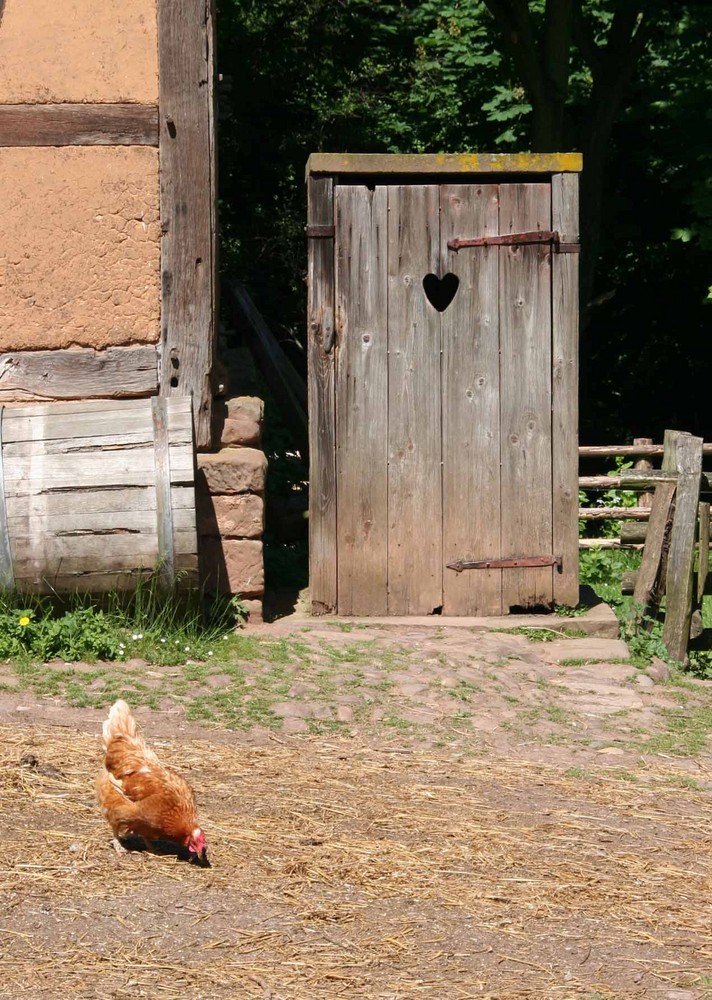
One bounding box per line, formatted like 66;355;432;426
0;147;160;352
0;0;158;104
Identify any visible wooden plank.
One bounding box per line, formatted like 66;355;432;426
663;432;703;662
0;347;158;402
387;184;442;614
633;430;679;614
14;551;198;585
334;185;388;614
4;486;194;518
499;183;553;609
10;531;196;564
441;184;501;615
152;397;176;588
698;502;710;603
2;396;191;443
7;508;196;534
158;0;216;449
551;173;579;606
0;104;159;146
307;176;337;614
307;153;583;177
1;446;193;487
13;561;198;595
225;278;308;454
0;408;15;589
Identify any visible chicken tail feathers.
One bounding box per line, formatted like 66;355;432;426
102;699;138;749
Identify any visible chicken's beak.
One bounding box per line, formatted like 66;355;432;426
191;846;211;868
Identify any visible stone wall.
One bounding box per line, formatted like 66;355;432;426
197;396;266;622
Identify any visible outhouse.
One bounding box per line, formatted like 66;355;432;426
307;153;582;617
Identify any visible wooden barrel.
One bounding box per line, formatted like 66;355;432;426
0;396;197;593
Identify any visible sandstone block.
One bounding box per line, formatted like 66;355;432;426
197;448;266;494
240;599;263;624
200;538;264;596
227;396;264;423
197;493;263;538
213;396;263;448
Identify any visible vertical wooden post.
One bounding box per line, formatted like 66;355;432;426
551;173;580;606
158;0;217;450
633;429;678;619
697;502;710;604
633;437;654;509
663;432;703;662
307;175;337;614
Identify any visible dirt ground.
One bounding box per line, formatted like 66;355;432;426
1;617;712;999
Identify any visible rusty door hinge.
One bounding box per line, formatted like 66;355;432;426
448;231;579;253
305;225;335;239
447;555;562;572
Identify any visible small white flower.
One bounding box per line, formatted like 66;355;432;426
175;640;180;645
160;638;166;644
207;651;214;657
184;646;190;652
118;643;125;650
131;633;140;640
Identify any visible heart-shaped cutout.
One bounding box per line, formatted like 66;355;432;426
423;272;459;312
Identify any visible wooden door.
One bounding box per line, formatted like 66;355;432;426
310;177;577;616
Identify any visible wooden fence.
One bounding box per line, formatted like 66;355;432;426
579;432;711;662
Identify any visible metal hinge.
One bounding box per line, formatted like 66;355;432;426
448;231;579;253
447;555;563;572
305;225;335;239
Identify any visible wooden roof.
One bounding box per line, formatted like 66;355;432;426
306;152;583;178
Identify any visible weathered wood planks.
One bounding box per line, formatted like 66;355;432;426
499;183;553;608
307;176;337;613
441;184;502;615
387;184;442;615
0;397;197;593
0;104;159;146
309;164;580;618
335;185;388;614
551;173;580;605
0;347;158;402
158;0;217;450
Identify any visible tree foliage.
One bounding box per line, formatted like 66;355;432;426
217;0;712;442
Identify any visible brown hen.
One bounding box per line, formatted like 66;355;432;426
96;700;209;865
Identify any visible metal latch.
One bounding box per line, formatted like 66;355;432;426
447;555;563;572
448;231;579;253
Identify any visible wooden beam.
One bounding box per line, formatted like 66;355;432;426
663;433;704;662
698;503;710;604
224;278;308;454
158;0;217;450
551;172;579;606
0;104;158;146
579;506;651;520
579;443;712;458
0;346;158;401
632;430;679;616
307;175;337;614
306;152;583;178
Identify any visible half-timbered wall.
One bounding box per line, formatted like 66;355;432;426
0;0;217;449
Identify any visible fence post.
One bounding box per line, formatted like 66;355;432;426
662;432;704;663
